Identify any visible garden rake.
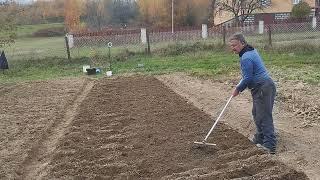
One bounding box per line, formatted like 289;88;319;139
194;95;233;146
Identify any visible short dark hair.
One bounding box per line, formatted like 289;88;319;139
229;32;247;45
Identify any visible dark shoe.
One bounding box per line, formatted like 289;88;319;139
256;144;276;155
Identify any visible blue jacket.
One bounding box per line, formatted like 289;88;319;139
236;45;270;92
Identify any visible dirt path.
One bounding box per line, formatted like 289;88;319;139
20;80;94;179
156;73;320;180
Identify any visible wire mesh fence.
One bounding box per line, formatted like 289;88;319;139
69;18;320;59
3;17;320;62
268;19;320;47
70;29;144;60
148;26;202;43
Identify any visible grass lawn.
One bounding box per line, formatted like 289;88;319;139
111;51;237;76
1;44;319;84
4;37;66;61
265;52;320;83
1;23;319;84
16;23;64;37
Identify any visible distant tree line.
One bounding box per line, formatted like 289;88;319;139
1;0;312;33
0;0;17;47
4;0;215;30
85;0;139;30
74;0;216;30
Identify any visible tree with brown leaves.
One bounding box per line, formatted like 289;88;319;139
64;0;82;32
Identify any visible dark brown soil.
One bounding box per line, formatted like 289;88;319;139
40;76;308;179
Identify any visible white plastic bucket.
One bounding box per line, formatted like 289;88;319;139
83;65;90;73
106;71;112;77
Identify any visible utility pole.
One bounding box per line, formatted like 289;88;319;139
172;0;174;33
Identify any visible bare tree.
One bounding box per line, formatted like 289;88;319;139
216;0;265;25
207;0;216;26
85;0;109;30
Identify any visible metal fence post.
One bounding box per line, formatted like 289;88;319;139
223;26;226;45
268;25;272;47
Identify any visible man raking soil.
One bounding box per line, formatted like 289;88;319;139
195;33;277;155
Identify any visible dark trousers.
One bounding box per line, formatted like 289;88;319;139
251;79;277;150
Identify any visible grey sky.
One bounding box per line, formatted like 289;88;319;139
0;0;34;4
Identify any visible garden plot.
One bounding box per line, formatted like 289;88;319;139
40;76;307;179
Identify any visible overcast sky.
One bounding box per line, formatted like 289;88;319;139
0;0;34;4
16;0;34;4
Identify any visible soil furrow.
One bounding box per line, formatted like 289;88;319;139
20;80;94;179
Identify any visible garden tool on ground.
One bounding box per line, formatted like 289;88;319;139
194;95;233;146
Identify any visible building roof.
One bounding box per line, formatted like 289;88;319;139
214;0;316;25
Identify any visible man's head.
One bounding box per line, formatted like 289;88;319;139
228;33;247;54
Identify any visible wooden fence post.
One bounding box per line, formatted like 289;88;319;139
65;35;71;60
146;28;151;55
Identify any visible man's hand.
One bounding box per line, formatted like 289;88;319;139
232;89;239;97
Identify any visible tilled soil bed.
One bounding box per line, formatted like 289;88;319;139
42;76;307;179
0;78;89;179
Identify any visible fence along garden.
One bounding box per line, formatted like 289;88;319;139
5;17;320;61
66;16;320;58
